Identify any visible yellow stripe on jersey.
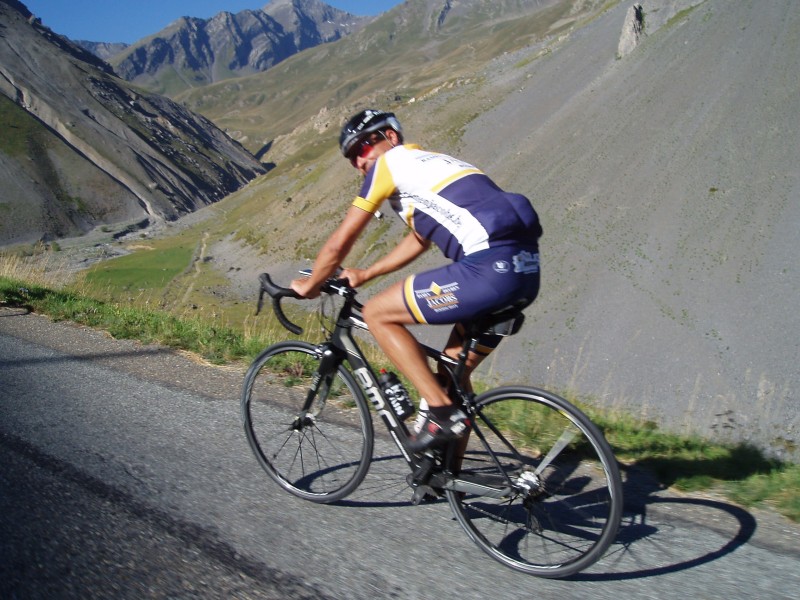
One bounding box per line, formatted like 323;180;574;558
351;154;397;214
404;202;415;229
403;276;427;324
352;196;379;213
431;167;483;193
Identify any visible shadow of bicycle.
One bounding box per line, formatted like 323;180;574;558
333;450;759;580
569;464;757;581
332;453;430;509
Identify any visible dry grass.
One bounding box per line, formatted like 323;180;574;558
0;246;73;289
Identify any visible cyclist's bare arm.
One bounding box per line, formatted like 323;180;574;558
342;231;430;288
291;205;373;298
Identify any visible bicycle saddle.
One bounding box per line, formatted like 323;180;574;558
467;300;528;338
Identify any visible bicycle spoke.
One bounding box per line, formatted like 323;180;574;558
446;387;622;578
534;427;577;476
242;342;373;503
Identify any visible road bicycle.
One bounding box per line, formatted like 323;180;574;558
241;272;623;578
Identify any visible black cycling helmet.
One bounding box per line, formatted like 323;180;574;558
339;109;403;157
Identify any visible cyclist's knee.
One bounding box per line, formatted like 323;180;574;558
361;298;383;328
362;287;412;328
362;298;399;333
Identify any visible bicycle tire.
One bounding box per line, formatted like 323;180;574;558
446;386;622;578
242;341;374;503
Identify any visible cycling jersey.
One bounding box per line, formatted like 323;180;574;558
352;145;542;261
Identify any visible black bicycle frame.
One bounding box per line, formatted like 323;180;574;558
325;296;422;466
259;271;517;492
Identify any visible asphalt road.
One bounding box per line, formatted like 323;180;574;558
2;308;799;599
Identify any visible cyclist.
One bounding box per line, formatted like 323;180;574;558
291;109;542;451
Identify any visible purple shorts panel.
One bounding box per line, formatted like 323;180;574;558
402;247;540;326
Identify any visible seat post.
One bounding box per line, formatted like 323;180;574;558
454;333;477;383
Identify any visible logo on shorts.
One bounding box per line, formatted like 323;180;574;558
493;260;510;273
415;281;460;313
512;251;540;274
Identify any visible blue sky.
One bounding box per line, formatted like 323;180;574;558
24;1;403;44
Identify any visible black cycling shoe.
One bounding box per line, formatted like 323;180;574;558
408;409;469;453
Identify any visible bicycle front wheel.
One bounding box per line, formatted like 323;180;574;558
242;341;373;503
446;386;622;578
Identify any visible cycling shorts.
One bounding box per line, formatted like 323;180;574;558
402;246;540;352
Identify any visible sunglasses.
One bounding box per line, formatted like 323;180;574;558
348;137;378;164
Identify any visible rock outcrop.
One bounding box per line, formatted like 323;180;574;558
617;3;644;57
617;0;708;58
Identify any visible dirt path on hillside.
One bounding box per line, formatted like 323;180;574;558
179;231;209;305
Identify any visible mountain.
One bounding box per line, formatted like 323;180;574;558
76;41;129;61
175;0;609;156
0;0;266;246
108;0;372;97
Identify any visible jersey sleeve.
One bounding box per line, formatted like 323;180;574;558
351;156;396;214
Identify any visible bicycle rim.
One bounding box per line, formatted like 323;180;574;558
242;341;373;503
446;386;622;578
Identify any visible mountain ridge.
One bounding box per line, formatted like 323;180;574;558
174;0;584;156
106;0;373;97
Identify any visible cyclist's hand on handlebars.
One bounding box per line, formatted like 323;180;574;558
340;268;369;288
290;277;321;299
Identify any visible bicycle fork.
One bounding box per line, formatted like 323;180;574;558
298;343;342;419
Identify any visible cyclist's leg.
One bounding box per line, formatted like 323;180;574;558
431;246;540;466
361;281;452;409
363;256;513;410
437;245;540;392
366;246;541;420
440;323;504;393
439;326;504;471
365;249;538;409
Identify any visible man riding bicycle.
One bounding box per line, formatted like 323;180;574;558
291;109;542;451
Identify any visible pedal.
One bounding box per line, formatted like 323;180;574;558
407;454;443;505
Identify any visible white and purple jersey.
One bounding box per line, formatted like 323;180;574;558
352;145;541;261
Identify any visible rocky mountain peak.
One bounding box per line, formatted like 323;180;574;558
107;1;372;96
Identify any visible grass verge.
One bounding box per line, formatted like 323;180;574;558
586;408;800;522
1;273;798;523
0;277;270;364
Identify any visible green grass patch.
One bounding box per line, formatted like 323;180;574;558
0;94;47;157
583;401;800;519
726;466;800;522
82;241;194;296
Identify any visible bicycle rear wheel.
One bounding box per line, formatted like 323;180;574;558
446;386;622;578
242;341;373;503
